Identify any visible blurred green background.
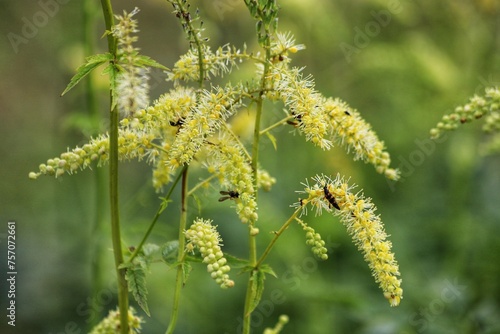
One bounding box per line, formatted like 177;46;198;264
1;0;500;333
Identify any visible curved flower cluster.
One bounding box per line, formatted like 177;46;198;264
296;219;328;260
271;65;399;180
324;98;400;180
203;132;258;224
272;67;332;150
29;129;155;180
294;174;403;307
112;8;149;116
185;218;234;289
430;87;500;139
89;307;142;334
166;85;242;170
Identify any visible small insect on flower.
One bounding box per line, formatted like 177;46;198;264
323;184;340;210
218;190;239;202
169;118;185;127
344;110;351;116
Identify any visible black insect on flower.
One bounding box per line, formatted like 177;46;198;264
218;190;239;202
323;185;340;210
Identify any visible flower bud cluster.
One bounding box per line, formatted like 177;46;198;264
185;218;234;289
430;87;500;139
296;219;328;260
263;314;289;334
294;174;403;306
90;307;142;334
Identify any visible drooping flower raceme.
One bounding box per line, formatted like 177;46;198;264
293;174;403;307
185;218;234;289
270;65;400;180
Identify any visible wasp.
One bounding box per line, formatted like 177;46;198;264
169;117;185;127
323;185;340;210
218;190;239;202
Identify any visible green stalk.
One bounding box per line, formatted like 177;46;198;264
83;0;107;329
242;35;272;334
165;167;189;334
100;1;129;333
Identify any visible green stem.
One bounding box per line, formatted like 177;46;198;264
165;167;189;334
85;0;106;329
100;1;128;333
256;208;301;268
242;35;272;334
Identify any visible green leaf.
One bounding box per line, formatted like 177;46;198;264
265;132;278;150
134;55;169;71
125;267;150;316
61;53;111;96
182;262;192;286
259;263;277;278
161;240;179;265
248;270;266;315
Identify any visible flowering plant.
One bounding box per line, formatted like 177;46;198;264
30;1;403;333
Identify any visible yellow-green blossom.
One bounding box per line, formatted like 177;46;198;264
324;97;400;180
112;8;150;116
185;218;234;288
166;85;242;170
89;307;142;334
271;65;399;180
166;44;245;83
29;129;156;180
203;132;258;224
294;174;403;307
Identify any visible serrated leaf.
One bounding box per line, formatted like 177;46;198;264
259;264;277;278
134;55;169;71
161;240;179;265
125;267;150;317
265;132;278;150
182;262;192;286
247;270;266;315
61;53;111;96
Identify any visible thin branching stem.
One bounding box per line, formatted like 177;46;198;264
256;208;302;268
127;166;187;264
242;32;272;334
100;1;129;333
165;167;189;334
